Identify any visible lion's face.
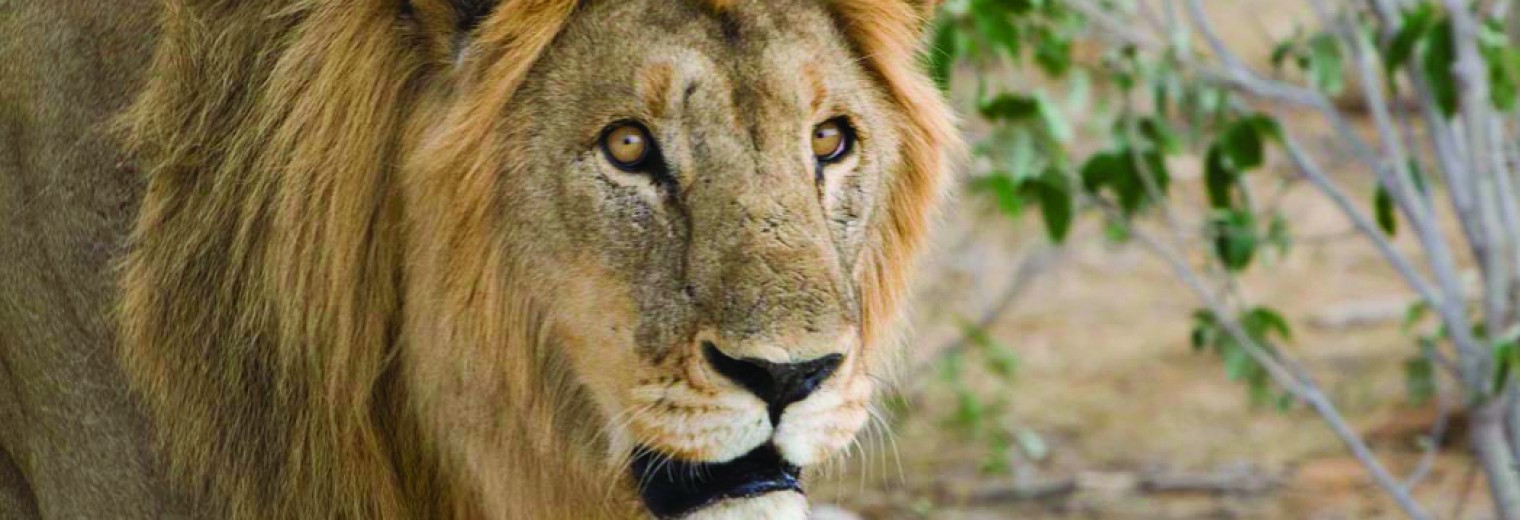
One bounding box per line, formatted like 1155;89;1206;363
117;0;946;517
489;0;900;516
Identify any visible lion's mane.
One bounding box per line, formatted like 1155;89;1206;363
115;0;957;518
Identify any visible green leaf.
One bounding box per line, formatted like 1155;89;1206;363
1136;116;1182;154
1190;324;1212;352
1079;150;1124;193
1190;309;1219;353
997;0;1037;15
1405;356;1436;405
1117;148;1169;214
1192;309;1219;326
1266;213;1292;256
970;1;1021;57
986;347;1020;381
1240;113;1284;142
1204;145;1236;209
1036;187;1073;242
971;172;1025;217
1493;338;1520;394
1384;3;1437;76
1222;124;1258;169
1307;33;1345;94
1422;17;1459;118
964;323;1021;381
1409;159;1430;195
1222;342;1253;381
952;388;986;432
1244;306;1293;342
1020;168;1075;243
981;431;1012;474
1103;219;1131;243
928;17;959;92
1271;38;1300;71
1192;307;1291;406
1374;184;1398;236
1479;19;1520;110
1216;115;1276;168
1103;45;1141;92
1204;114;1278;211
1275;392;1296;412
979;94;1041;121
1033;26;1074;77
1211;209;1259;271
998;128;1040;180
1493;340;1518;395
1489;59;1518;111
1402;300;1430;333
1035;94;1073;143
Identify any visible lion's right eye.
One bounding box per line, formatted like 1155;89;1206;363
601;122;654;172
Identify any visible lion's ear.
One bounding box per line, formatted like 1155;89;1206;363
405;0;500;61
444;0;498;32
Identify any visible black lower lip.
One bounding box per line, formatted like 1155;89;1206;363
631;444;801;518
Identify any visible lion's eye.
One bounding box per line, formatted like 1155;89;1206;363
601;122;653;171
812;118;853;164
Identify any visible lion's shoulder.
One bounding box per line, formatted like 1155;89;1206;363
0;1;186;518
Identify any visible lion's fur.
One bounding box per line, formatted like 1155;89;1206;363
118;1;426;516
0;1;180;517
106;0;958;518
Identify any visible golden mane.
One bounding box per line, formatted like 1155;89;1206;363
116;0;957;518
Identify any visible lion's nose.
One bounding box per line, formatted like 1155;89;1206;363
702;342;843;424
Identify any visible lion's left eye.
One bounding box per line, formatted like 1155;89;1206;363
600;121;656;172
811;118;853;164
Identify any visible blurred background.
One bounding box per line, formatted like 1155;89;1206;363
809;0;1520;518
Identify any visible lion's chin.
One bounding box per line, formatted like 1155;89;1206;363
631;444;804;519
679;490;808;520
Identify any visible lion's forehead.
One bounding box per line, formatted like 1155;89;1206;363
531;0;868;117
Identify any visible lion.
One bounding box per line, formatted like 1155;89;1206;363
0;0;958;518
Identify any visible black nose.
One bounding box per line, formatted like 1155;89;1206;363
702;342;843;424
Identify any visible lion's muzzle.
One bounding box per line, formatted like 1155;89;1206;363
627;342;853;518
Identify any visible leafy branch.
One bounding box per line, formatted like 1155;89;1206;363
933;0;1520;517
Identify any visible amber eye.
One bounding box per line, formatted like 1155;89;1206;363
601;122;653;171
812;118;853;163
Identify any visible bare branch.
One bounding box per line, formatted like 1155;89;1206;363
1094;197;1433;520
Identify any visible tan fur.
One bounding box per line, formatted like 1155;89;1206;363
112;0;957;519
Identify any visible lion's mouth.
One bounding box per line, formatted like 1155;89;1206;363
631;444;801;518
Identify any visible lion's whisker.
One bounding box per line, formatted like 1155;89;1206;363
599;405;662;504
866;404;906;488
